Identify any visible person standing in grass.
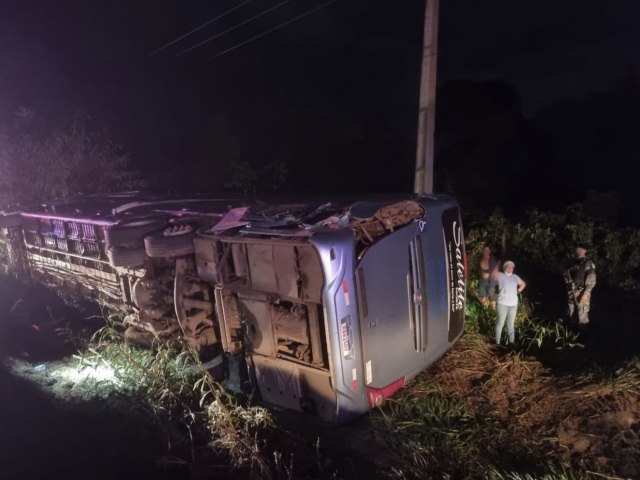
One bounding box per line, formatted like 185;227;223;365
491;260;526;345
478;245;501;305
563;243;596;328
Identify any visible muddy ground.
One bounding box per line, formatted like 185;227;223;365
1;277;639;479
428;336;640;479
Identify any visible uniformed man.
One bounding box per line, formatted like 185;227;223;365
564;243;596;326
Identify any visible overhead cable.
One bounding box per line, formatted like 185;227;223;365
212;0;337;59
145;0;253;58
177;0;295;56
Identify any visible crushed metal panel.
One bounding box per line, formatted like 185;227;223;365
297;245;323;304
193;236;219;282
230;243;247;280
238;295;275;357
215;288;243;354
251;355;337;422
307;304;324;366
271;303;309;345
271;303;311;363
272;245;299;299
246;244;276;293
253;355;303;411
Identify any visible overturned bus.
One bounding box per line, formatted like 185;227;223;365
0;193;467;423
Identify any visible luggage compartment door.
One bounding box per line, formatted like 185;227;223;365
356;223;427;388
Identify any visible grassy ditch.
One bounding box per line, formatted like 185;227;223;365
368;330;640;479
71;316;277;478
57;299;640;480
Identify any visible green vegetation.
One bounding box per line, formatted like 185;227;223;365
74;315;276;477
465;192;640;292
0;115;145;208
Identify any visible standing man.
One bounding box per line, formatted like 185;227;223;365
564;243;596;327
478;245;501;305
491;260;526;346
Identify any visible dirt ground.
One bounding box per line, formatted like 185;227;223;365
427;334;640;479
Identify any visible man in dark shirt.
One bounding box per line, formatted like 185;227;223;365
564;243;596;326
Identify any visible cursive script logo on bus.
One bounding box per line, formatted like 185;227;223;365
451;221;465;311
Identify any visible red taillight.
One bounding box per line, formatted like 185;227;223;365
366;377;405;408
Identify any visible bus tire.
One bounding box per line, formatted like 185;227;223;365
107;245;146;268
144;229;195;258
105;217;167;248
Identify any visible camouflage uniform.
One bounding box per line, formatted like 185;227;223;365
564;256;596;325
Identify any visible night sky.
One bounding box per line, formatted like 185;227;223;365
1;0;639;214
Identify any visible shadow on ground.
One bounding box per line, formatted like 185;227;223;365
0;279;190;480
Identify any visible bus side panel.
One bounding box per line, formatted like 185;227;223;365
442;206;466;342
410;197;466;375
310;233;369;424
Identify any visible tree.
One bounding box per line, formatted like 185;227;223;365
0;114;146;209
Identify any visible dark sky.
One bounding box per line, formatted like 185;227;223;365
1;0;639;198
439;0;640;114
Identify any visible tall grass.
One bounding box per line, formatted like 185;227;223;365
371;376;564;479
465;287;583;359
73;315;275;477
612;357;640;395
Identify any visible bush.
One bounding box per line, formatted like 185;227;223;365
0;115;146;208
464;195;640;292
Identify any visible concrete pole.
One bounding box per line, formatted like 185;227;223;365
414;0;439;194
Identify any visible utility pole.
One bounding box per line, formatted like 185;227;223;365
414;0;439;194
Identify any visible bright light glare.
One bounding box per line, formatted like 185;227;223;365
8;358;123;401
51;364;120;385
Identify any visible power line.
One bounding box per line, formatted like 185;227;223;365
177;0;295;56
144;0;253;59
212;0;337;59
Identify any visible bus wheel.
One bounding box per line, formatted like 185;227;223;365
107;245;146;268
144;225;195;258
105;216;167;248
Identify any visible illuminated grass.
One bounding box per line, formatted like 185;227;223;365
72;316;276;476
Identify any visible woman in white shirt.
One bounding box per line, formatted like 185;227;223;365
491;260;526;345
